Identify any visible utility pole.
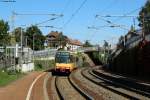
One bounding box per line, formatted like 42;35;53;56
20;28;23;67
25;36;28;47
33;34;35;63
142;12;145;40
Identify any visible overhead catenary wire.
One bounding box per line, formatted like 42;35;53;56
94;16;130;31
35;14;63;26
14;12;59;16
95;7;142;24
37;25;62;29
87;0;118;43
60;0;71;31
97;0;118;14
111;7;142;22
61;0;71;14
94;7;143;31
12;11;63;29
62;0;88;28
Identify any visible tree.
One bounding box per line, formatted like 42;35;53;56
25;25;45;50
57;32;68;48
83;40;93;47
0;19;10;46
103;40;109;48
13;27;26;45
118;36;124;48
138;0;150;35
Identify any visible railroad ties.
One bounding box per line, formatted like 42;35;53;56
47;67;150;100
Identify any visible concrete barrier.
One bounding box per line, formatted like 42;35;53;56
21;63;34;72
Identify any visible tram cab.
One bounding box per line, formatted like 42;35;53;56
52;51;76;75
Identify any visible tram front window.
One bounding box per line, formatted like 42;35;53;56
56;56;71;63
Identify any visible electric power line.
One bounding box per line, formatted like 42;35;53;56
88;0;118;35
61;0;71;14
63;0;88;28
112;7;142;22
35;14;63;26
38;25;62;29
94;7;142;31
97;0;118;14
11;11;63;30
14;12;60;16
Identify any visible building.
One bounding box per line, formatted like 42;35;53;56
46;31;68;48
46;31;83;50
66;39;83;51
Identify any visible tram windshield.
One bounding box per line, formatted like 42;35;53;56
55;52;74;63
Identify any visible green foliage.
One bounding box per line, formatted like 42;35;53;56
25;25;45;50
0;70;24;86
57;32;68;47
13;27;26;44
83;40;93;47
82;62;90;67
34;60;55;71
103;40;109;48
0;19;10;46
35;64;43;71
138;1;150;34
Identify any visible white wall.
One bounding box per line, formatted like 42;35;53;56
66;43;81;51
21;63;34;73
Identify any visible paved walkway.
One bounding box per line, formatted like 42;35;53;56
0;71;43;100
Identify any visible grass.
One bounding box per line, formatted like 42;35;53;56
34;60;55;71
0;70;24;86
34;64;44;71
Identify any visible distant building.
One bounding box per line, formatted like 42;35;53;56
46;31;68;48
46;31;83;50
66;39;83;51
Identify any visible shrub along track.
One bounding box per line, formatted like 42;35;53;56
81;67;150;100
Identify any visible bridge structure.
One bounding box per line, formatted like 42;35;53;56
32;46;105;63
76;46;102;52
33;46;102;57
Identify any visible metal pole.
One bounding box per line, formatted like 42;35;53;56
142;12;145;40
20;28;23;65
33;34;34;63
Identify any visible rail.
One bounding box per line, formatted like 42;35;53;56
81;68;150;100
55;76;92;100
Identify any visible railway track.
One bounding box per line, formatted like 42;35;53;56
81;68;150;100
54;76;91;100
92;69;150;98
70;68;127;100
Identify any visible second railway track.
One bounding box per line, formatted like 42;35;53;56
54;76;91;100
81;67;150;100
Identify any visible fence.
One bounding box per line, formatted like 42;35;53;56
0;46;16;70
125;34;150;49
0;45;33;71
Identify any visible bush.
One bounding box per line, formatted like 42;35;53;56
34;60;55;71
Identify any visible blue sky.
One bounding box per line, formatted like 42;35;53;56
0;0;147;46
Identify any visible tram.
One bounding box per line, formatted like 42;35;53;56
52;51;77;75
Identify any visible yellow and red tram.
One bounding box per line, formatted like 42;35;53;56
52;51;76;75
